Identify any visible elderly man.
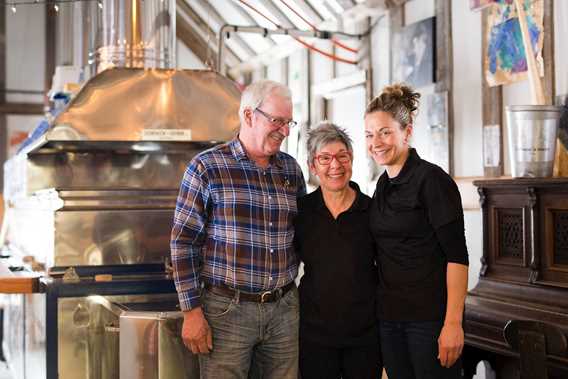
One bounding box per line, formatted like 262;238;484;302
171;80;306;378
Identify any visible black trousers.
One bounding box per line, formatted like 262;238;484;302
299;338;382;379
379;320;463;379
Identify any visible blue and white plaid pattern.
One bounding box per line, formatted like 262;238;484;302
171;138;306;310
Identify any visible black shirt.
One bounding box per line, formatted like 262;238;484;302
370;149;468;322
294;182;378;347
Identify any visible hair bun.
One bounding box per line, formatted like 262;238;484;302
382;84;420;113
365;83;421;127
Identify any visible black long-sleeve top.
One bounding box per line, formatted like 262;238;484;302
370;149;469;322
294;182;379;347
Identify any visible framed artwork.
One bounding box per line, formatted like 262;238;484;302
426;92;449;173
429;125;449;173
392;17;436;88
484;0;544;87
483;124;501;168
426;91;447;126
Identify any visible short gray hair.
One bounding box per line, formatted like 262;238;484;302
239;80;292;123
307;121;353;162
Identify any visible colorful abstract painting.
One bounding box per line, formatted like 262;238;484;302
470;0;498;12
484;0;544;87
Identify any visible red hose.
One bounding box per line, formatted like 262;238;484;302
279;0;359;54
237;0;358;65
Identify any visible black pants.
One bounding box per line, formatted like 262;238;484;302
299;338;382;379
380;320;463;379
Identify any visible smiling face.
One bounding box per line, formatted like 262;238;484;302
310;141;353;193
242;92;292;164
364;111;412;176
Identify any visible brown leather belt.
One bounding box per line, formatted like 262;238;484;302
203;281;295;303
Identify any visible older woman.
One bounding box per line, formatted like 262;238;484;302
294;122;381;379
365;84;469;379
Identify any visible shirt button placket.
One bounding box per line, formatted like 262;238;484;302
265;170;274;253
262;168;274;288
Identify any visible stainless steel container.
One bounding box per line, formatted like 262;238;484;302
54;294;197;379
506;105;562;177
119;306;198;379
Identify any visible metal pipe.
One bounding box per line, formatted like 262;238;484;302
56;2;74;66
98;0;176;72
73;0;100;79
217;24;363;75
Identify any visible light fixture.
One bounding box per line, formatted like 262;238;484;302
54;3;59;12
98;1;103;9
10;4;16;13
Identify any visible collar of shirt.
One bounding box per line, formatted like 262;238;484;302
381;148;421;186
230;136;284;169
313;181;370;213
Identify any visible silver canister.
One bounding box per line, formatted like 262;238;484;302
506;105;562;177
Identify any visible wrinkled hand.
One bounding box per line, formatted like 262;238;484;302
182;307;213;354
437;322;464;368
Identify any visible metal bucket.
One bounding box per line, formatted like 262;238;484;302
506;105;562;177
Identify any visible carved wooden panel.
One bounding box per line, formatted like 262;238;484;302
553;211;568;266
468;179;568;379
497;208;524;262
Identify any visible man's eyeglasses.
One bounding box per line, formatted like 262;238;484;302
255;108;298;129
314;151;352;165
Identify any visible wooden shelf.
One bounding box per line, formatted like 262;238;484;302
0;262;40;293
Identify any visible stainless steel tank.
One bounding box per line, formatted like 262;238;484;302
1;68;241;379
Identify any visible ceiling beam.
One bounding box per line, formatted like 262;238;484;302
283;0;324;24
177;14;239;70
228;39;300;78
176;0;240;67
335;0;356;9
254;1;295;28
226;1;278;45
185;0;257;58
322;1;340;19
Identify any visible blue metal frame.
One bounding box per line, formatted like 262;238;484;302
43;277;176;379
48;263;167;278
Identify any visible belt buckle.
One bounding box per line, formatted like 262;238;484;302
260;291;272;303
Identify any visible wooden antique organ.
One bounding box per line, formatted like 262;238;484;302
463;178;568;379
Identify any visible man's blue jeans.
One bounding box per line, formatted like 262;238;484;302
379;320;463;379
198;285;299;379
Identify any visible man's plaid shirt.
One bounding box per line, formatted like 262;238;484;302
171;138;306;310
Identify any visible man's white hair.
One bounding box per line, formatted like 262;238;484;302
239;80;292;124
